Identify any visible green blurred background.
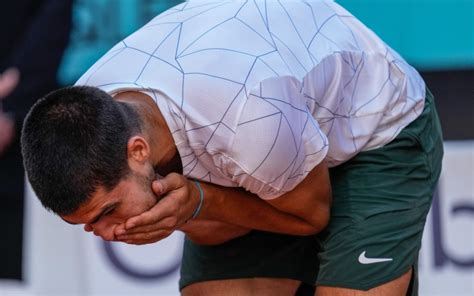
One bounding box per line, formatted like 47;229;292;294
339;0;473;71
59;0;474;84
59;0;183;84
59;0;473;139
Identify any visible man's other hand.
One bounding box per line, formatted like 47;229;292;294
114;173;200;245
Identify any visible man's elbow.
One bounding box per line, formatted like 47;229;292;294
297;208;329;235
312;204;331;233
301;191;332;235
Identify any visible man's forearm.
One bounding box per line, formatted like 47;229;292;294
121;163;331;245
194;183;320;236
189;163;331;236
179;219;251;245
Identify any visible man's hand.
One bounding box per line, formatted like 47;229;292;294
115;162;331;245
114;173;200;245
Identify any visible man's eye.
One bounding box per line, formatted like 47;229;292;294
104;208;115;216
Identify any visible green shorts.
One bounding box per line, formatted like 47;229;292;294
179;90;443;294
179;230;320;290
316;89;443;292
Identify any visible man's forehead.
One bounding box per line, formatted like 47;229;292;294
60;200;96;225
60;188;112;224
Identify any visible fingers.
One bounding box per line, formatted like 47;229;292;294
118;229;173;245
125;195;179;230
114;173;192;246
151;179;164;196
151;173;185;196
118;216;178;236
123;209;160;230
123;194;176;229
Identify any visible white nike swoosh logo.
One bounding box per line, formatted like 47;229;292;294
358;251;393;264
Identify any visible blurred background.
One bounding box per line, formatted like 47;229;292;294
0;0;472;295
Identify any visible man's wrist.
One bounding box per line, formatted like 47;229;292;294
184;179;206;223
189;180;204;220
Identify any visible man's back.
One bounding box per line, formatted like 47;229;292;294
76;0;426;197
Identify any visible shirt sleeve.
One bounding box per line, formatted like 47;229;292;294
218;76;329;200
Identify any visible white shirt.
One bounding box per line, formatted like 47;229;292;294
76;0;425;199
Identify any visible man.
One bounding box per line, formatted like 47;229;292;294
21;1;443;295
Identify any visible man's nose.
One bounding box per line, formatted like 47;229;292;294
89;224;116;241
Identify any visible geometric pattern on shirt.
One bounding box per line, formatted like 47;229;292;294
76;0;424;197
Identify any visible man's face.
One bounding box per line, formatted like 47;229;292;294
61;170;157;241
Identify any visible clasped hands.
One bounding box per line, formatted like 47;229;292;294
114;173;202;245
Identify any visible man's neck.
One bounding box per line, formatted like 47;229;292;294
113;91;182;175
155;151;183;176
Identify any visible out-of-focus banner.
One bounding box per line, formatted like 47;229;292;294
419;141;474;295
0;141;472;296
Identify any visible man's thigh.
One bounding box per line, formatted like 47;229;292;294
315;269;412;296
182;278;301;296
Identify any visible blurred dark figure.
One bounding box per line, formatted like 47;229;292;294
0;0;73;280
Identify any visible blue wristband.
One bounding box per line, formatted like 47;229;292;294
191;180;204;220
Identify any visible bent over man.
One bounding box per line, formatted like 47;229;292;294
21;1;443;295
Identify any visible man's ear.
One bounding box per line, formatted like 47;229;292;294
127;136;151;164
